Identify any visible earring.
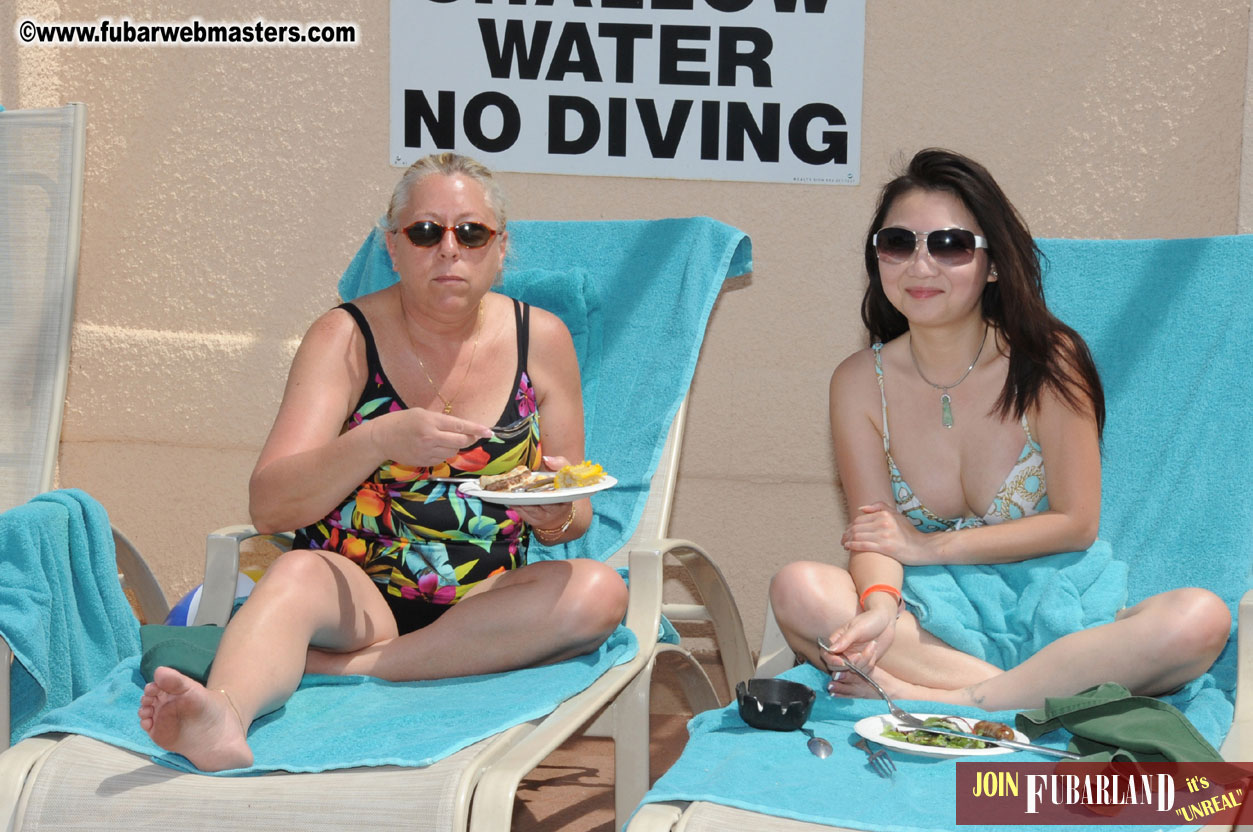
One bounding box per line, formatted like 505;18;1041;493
990;265;999;279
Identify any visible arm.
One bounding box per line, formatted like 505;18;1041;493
844;384;1102;568
508;307;592;545
920;389;1101;564
830;353;906;599
823;352;909;663
249;308;491;533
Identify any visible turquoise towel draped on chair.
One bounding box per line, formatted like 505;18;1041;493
1;217;752;832
0;490;140;746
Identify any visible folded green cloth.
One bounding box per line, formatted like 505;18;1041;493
1017;681;1223;762
138;624;224;684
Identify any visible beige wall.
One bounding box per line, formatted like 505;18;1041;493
1243;0;1253;231
4;1;1249;654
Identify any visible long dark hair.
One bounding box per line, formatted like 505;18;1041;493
861;149;1105;435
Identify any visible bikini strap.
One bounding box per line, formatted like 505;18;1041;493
1021;412;1036;446
337;302;383;377
872;343;889;453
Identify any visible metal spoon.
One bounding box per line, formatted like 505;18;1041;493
801;726;833;759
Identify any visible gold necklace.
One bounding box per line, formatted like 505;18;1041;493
413;300;484;415
908;323;988;429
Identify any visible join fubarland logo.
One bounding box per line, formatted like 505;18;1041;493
955;762;1252;826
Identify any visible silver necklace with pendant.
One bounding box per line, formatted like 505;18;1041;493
908;324;989;429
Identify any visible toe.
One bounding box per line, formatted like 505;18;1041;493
152;666;196;695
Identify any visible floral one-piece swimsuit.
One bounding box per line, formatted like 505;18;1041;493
294;298;542;634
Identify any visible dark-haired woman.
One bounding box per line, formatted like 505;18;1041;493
770;148;1228;711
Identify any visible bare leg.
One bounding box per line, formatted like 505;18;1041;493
770;561;1000;688
138;667;250;770
863;588;1231;711
772;564;1229;712
306;558;628;679
137;549;397;771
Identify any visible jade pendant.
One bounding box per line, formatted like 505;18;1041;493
940;393;953;429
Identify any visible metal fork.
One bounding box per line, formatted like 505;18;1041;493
491;411;537;439
818;638;1081;758
854;738;896;779
817;637;926;729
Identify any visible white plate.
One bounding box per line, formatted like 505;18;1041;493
456;475;617;506
853;714;1028;759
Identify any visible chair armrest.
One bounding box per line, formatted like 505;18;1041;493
194;525;294;626
0;635;10;750
1238;589;1253;708
653;538;755;694
624;801;686;831
467;547;666;832
622;547;663;649
1228;590;1253;746
754;597;797;678
111;525;169;625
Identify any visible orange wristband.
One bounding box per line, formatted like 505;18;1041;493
859;584;904;617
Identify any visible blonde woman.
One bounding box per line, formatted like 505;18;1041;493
139;154;627;771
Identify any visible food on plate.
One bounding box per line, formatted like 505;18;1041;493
555;461;605;489
518;473;556;491
973;720;1015;741
479;466;531;492
881;716;990;749
478;466;555;493
477;461;606;494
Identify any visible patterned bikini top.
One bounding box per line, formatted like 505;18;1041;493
872;343;1048;533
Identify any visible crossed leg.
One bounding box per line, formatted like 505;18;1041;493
139;550;628;772
138;548;398;771
770;560;1231;712
304;557;628;680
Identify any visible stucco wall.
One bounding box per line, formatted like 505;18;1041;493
4;1;1249;661
1243;0;1253;231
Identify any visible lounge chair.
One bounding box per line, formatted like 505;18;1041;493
0;103;85;517
0;217;752;832
629;234;1253;832
0;102;168;750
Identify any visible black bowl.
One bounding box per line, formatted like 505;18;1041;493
736;678;815;731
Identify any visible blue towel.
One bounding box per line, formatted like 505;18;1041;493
901;236;1250;728
18;220;743;773
0;489;140;744
637;665;1227;832
637;235;1251;830
339;218;753;563
1038;237;1253;613
24;625;636;774
903;540;1128;671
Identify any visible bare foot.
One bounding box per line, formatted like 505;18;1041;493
828;662;979;708
137;666;253;771
827;661;911;700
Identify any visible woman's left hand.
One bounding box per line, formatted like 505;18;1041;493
841;502;935;565
511;455;575;531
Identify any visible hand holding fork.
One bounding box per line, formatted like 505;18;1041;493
818;638;1080;759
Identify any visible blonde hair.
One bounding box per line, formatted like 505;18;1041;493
380;153;507;233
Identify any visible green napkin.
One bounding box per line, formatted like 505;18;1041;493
1017;682;1223;762
138;624;224;684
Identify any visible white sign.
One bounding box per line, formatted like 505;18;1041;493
389;0;864;185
